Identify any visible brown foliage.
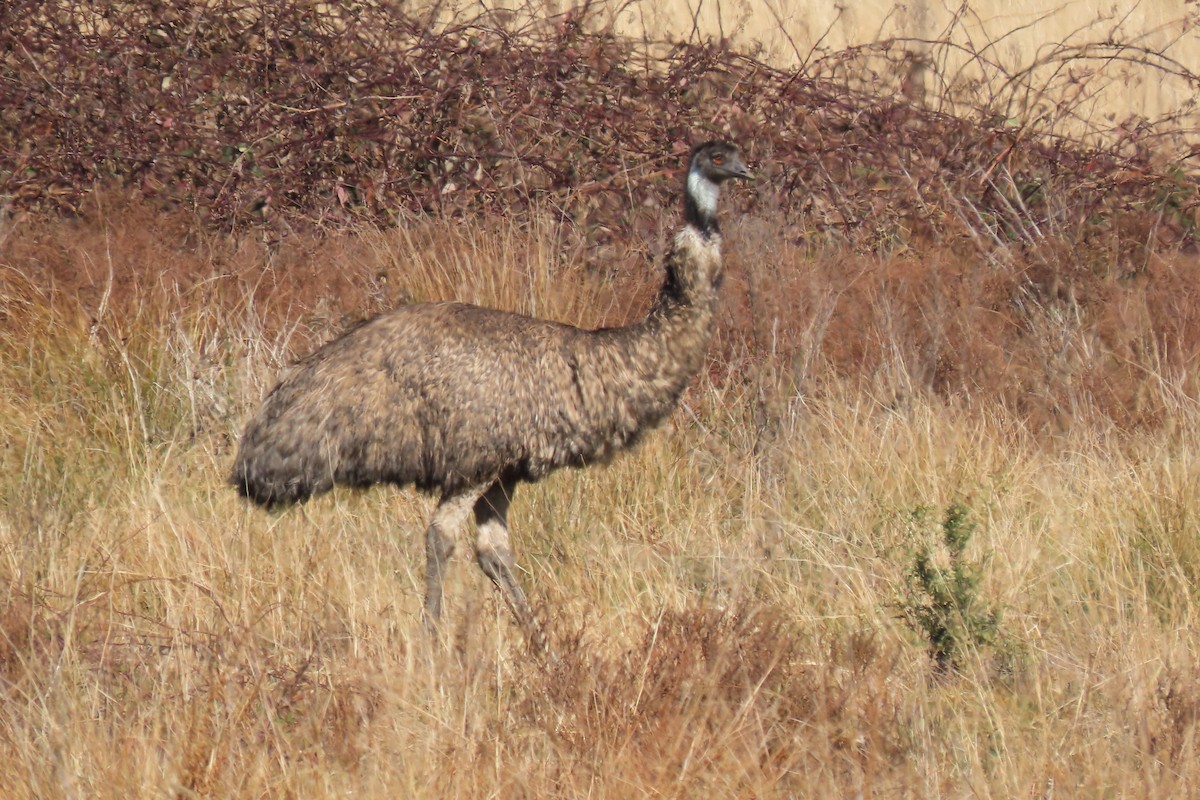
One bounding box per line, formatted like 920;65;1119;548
8;191;1200;432
2;0;1196;260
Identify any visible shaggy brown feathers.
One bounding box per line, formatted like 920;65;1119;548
231;141;751;640
232;228;721;505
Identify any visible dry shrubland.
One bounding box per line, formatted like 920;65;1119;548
3;1;1200;797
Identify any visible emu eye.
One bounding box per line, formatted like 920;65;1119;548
712;154;724;165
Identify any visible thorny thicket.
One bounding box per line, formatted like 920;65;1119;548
1;0;1197;252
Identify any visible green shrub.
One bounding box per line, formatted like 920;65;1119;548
897;503;1003;674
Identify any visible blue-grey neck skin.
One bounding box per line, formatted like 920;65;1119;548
684;167;721;238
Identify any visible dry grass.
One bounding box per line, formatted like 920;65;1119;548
2;200;1200;797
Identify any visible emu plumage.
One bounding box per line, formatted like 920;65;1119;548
231;141;752;641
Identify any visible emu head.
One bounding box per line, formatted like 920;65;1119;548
684;141;753;238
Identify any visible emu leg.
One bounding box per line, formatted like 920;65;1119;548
473;478;539;642
423;487;485;635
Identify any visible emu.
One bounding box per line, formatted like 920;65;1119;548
231;141;752;642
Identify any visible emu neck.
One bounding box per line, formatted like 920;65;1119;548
582;225;723;446
684;170;721;238
638;225;723;382
652;225;722;315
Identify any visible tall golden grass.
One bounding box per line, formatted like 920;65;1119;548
2;197;1199;796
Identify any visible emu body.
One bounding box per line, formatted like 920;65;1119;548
233;228;719;504
231;142;751;640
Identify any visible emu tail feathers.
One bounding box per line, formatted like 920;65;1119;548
229;442;331;510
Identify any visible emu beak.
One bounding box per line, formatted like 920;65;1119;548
731;158;754;181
